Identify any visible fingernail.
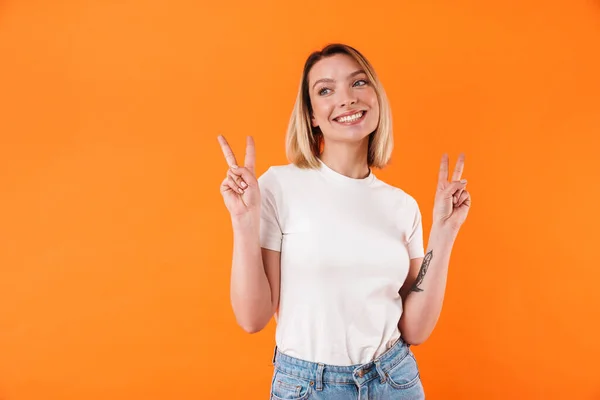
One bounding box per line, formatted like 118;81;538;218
231;165;238;169
240;181;247;188
238;188;244;194
460;179;467;184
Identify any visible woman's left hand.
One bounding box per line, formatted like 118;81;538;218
432;153;472;236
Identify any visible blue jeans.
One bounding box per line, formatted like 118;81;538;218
270;337;425;399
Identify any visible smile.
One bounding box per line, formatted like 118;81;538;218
334;111;366;124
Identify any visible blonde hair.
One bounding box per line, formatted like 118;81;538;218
285;43;394;169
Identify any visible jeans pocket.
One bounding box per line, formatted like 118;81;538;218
270;369;313;400
385;351;422;390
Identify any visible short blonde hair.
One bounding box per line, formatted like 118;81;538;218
285;43;394;169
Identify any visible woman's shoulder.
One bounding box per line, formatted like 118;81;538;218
258;163;313;182
372;177;420;208
257;163;315;202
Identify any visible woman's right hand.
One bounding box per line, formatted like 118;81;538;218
217;135;261;218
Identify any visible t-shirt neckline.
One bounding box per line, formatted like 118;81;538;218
317;158;376;186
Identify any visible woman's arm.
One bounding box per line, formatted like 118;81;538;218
217;135;281;334
230;214;281;334
398;223;457;345
399;153;471;345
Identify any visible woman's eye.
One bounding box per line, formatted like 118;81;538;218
318;80;368;95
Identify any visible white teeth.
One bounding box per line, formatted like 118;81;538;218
336;111;364;123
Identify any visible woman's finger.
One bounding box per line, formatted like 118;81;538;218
437;153;449;188
220;176;231;194
457;190;470;207
220;176;241;196
454;188;464;204
244;136;256;174
451;153;465;182
228;166;253;187
227;172;245;194
217;135;239;168
227;169;247;190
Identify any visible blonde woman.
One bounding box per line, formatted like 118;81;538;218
218;43;471;400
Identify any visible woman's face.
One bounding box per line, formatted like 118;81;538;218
307;53;380;145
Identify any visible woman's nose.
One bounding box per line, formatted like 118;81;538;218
339;86;357;108
340;96;357;108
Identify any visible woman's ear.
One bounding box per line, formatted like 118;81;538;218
311;114;318;128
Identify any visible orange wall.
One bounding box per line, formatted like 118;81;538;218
1;1;599;399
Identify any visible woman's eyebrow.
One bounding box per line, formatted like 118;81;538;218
312;69;367;89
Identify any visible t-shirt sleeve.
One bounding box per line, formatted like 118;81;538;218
257;167;283;252
406;196;425;259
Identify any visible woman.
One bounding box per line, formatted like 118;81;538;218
217;43;471;400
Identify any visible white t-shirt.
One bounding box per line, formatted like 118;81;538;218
258;158;425;366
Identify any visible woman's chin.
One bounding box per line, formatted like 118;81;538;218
324;131;373;144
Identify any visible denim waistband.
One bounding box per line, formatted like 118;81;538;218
271;338;411;388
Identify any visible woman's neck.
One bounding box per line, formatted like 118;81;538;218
319;139;370;179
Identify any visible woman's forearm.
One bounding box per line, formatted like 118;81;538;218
399;224;457;345
229;213;273;333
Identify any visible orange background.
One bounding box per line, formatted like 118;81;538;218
1;0;599;399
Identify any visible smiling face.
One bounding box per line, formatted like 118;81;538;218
307;53;380;146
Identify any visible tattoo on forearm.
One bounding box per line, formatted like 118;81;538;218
410;250;433;292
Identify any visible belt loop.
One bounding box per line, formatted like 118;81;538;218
401;336;411;348
271;345;278;366
374;359;386;384
316;363;325;391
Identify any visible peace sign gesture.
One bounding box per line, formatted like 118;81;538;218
432;153;472;235
217;135;260;217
